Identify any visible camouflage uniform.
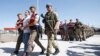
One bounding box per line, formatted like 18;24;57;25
67;22;75;41
75;22;83;41
43;11;59;55
81;26;86;41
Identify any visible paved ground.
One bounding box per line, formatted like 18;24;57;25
0;35;100;56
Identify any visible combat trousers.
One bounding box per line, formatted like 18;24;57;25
75;29;82;41
68;29;75;41
47;31;58;54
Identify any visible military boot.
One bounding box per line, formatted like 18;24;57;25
53;48;60;55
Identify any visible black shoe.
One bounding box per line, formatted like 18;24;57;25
13;51;19;54
40;49;46;54
26;52;31;56
53;48;60;55
11;51;18;56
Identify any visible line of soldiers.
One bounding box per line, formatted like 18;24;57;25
11;4;60;56
59;19;86;41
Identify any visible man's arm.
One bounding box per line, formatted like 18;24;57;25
16;21;22;29
54;13;59;30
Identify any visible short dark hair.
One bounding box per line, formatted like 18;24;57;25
17;13;22;16
25;10;30;14
76;18;79;20
70;19;72;21
29;6;36;10
46;4;52;8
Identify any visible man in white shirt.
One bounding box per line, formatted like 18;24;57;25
22;10;31;56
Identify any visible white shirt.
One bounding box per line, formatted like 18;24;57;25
23;15;31;33
35;15;39;25
64;23;68;31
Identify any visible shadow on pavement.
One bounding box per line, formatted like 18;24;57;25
67;43;100;56
67;50;84;56
0;47;15;53
0;47;45;56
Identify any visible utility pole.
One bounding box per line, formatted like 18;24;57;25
36;0;39;13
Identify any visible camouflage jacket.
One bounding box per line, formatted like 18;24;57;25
43;11;58;32
75;22;82;29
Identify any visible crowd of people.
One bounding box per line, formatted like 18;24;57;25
10;3;92;56
12;4;60;56
59;19;86;41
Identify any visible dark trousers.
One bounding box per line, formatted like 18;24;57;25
23;33;30;52
14;29;23;52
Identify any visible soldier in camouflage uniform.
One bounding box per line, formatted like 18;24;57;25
81;25;86;41
42;4;60;56
67;19;75;41
75;19;83;41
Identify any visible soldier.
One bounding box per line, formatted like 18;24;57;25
59;21;64;40
42;4;60;56
25;6;46;56
75;18;83;41
81;25;86;41
67;19;75;41
63;20;69;41
12;13;24;55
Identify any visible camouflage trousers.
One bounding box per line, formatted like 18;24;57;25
81;29;86;41
47;31;58;54
75;29;82;41
68;29;75;41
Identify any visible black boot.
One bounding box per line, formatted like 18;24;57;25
13;51;19;54
53;48;60;55
11;51;18;56
40;49;46;54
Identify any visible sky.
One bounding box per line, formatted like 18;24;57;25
0;0;100;29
